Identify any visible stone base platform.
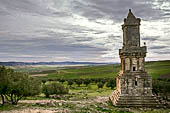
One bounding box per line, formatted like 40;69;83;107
110;90;162;108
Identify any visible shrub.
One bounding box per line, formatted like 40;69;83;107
93;78;101;83
42;82;68;98
84;79;91;86
75;79;83;87
101;79;107;84
41;80;46;84
91;78;96;83
152;79;170;99
97;82;104;89
106;79;116;89
67;80;74;87
59;79;65;84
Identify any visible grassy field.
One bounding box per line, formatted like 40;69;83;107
26;60;170;80
1;80;170;113
145;60;170;78
1;60;170;113
44;64;120;80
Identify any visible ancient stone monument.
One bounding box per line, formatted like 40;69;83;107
110;9;161;107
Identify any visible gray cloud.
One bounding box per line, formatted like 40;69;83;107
142;36;160;42
149;46;169;50
154;51;170;55
0;0;170;62
71;0;163;21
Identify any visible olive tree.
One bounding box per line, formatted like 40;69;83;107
97;82;104;89
42;82;69;98
106;79;116;89
0;66;12;105
83;79;91;86
75;79;83;87
0;66;41;105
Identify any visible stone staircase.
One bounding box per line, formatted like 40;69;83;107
110;90;163;108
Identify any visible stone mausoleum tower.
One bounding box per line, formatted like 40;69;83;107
110;9;160;107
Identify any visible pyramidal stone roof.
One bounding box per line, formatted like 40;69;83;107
123;9;140;26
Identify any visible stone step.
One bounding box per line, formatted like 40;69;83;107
117;101;162;104
119;97;158;100
115;104;162;108
118;96;157;100
118;99;158;103
117;103;162;106
110;91;163;108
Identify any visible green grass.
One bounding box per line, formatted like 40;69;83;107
145;60;170;78
40;64;120;80
141;109;170;113
13;60;170;80
69;83;113;98
0;103;31;112
36;60;170;80
0;104;16;111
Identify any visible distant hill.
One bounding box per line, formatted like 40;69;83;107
35;60;170;80
0;61;113;66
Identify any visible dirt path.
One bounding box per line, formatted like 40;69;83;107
1;96;110;113
1;108;58;113
31;74;48;77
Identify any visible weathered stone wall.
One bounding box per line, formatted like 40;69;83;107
117;72;152;96
125;58;130;71
123;26;140;47
139;58;144;71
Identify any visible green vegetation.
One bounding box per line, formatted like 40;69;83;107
152;79;170;99
0;104;23;111
28;60;170;81
106;79;116;89
1;60;170;112
145;60;170;78
97;82;105;89
42;82;69;98
39;64;120;80
0;66;41;105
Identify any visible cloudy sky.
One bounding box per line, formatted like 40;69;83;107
0;0;170;62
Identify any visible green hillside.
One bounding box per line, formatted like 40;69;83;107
46;64;120;79
37;60;170;80
145;60;170;78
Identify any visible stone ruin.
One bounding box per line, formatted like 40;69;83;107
110;9;161;107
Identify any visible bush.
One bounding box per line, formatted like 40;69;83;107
92;78;99;83
101;79;107;84
42;82;68;98
67;80;74;87
75;79;83;87
106;79;116;89
97;82;104;89
84;79;91;86
59;79;65;84
152;79;170;99
41;80;46;84
90;78;96;83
